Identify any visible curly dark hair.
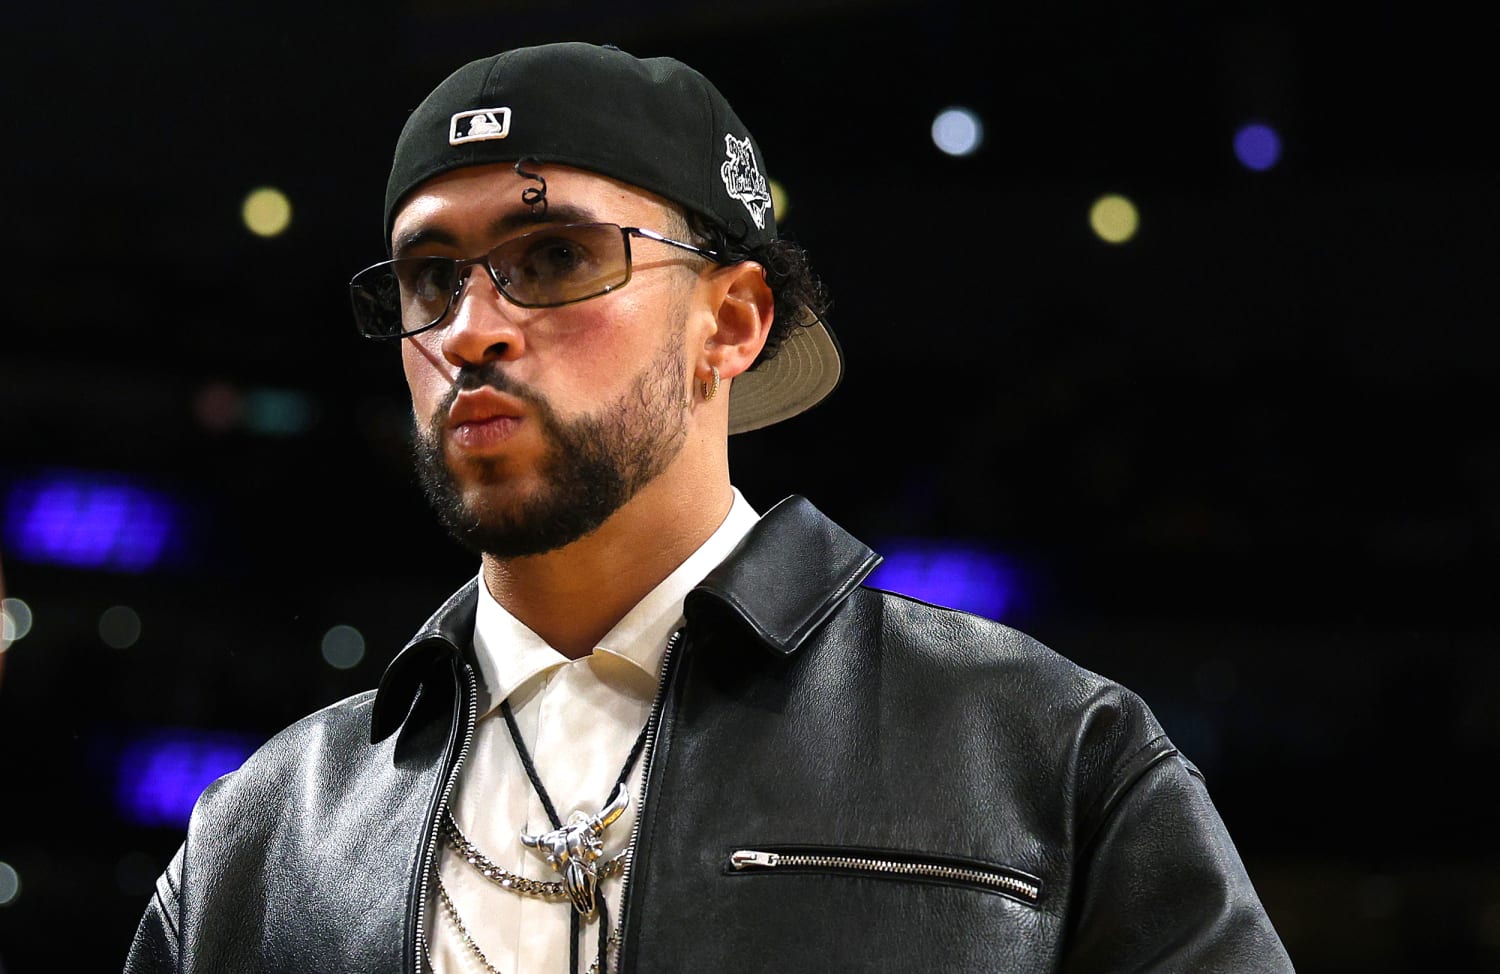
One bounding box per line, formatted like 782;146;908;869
677;210;832;371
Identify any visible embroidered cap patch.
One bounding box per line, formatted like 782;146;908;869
449;108;512;145
720;133;771;229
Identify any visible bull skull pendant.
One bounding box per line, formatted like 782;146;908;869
519;782;630;918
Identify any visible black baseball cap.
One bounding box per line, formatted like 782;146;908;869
383;41;842;434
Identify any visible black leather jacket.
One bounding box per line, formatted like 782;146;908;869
126;496;1293;973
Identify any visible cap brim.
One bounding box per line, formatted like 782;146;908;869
728;304;843;434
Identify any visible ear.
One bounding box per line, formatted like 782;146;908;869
701;261;775;381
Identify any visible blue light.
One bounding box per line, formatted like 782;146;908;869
3;472;181;572
1233;122;1282;171
871;540;1019;620
115;728;260;828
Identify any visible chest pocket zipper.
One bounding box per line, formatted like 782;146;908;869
729;848;1043;906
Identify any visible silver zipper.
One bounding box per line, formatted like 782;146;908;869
730;848;1042;904
412;661;480;973
613;626;686;970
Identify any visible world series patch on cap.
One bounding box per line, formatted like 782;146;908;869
383;41;843;434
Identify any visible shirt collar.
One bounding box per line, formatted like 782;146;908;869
469;487;761;717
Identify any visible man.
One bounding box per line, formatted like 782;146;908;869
126;41;1294;973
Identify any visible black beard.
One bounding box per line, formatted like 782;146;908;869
412;336;687;560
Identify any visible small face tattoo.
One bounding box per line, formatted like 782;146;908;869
513;159;548;216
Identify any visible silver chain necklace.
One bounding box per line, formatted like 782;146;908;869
432;699;650;974
432;872;623;974
443;809;633;901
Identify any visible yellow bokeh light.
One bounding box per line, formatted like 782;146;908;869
770;179;789;223
242;187;293;238
1089;194;1139;244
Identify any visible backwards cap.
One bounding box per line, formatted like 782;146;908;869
384;41;842;434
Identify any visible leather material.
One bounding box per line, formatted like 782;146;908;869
371;578;479;744
686;495;883;656
125;495;1293;972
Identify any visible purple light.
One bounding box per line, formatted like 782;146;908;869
870;540;1019;620
1234;123;1282;172
4;472;179;572
115;729;260;827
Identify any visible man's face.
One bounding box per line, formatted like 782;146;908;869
391;164;704;558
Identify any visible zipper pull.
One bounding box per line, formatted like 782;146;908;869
730;850;780;870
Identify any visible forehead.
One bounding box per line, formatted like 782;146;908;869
390;163;679;252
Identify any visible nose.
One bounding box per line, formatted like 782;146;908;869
438;263;527;368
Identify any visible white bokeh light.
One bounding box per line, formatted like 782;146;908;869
321;624;366;670
2;597;34;649
99;605;143;649
0;861;20;907
931;107;984;157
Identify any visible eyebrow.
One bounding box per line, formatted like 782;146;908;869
392;203;604;257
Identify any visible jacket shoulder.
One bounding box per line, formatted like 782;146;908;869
850;586;1181;815
189;689;382;821
163;690;447;970
859;586;1157;720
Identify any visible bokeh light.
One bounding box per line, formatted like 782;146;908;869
870;540;1020;620
193;381;244;433
4;473;180;572
115;729;259;827
1;597;33;648
242;186;293;237
243;388;316;436
99;605;143;649
769;178;789;222
1089;194;1140;244
0;861;20;907
931;107;984;157
1234;122;1283;171
321;624;366;670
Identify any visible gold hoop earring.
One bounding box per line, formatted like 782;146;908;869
700;365;720;402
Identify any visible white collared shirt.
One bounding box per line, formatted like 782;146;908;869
428;488;760;973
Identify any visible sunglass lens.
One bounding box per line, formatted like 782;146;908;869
350;267;401;337
393;258;460;329
351;259;460;337
491;224;626;307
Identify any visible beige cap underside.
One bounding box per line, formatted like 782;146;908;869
727;306;843;434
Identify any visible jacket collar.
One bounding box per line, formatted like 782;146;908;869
370;494;880;742
369;578;479;743
684;495;881;655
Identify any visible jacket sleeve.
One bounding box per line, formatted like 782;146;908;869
124;844;184;974
1061;747;1295;973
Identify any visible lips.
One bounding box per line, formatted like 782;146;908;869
447;388;526;451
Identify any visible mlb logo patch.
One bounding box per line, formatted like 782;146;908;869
449;108;512;145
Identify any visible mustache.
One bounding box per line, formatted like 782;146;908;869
435;363;550;422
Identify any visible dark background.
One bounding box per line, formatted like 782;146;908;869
2;1;1496;970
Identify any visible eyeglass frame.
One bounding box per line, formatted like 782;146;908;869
348;222;727;341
